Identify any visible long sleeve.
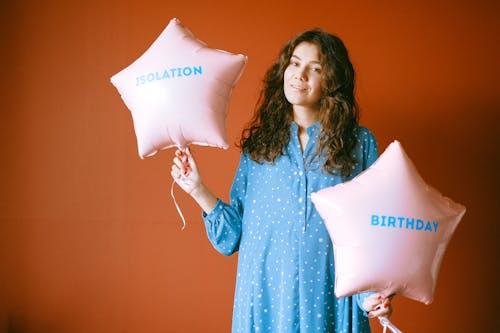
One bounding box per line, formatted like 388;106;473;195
354;292;374;316
202;154;248;256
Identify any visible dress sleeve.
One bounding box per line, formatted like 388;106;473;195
354;292;374;316
202;154;248;256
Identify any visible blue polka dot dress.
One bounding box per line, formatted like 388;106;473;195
203;122;379;333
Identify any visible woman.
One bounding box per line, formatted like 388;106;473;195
171;29;392;332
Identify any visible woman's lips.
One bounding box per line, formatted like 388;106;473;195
290;83;307;91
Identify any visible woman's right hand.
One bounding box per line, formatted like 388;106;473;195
171;147;202;195
171;147;218;213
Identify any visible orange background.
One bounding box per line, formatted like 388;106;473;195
0;0;498;332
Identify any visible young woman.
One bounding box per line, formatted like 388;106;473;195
171;29;393;332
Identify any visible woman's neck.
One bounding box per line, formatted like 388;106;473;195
293;106;319;152
293;106;319;130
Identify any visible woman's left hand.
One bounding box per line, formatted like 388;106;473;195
362;293;393;318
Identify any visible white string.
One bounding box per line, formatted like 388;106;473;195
169;146;190;230
170;179;187;230
379;317;403;333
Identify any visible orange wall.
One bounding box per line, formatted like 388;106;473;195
0;0;498;332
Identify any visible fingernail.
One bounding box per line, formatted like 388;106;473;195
384;303;389;308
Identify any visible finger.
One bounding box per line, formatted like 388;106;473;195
171;168;180;180
364;293;383;311
373;307;392;318
185;147;197;171
382;299;393;317
171;163;187;180
175;149;185;163
175;148;189;165
369;302;392;318
173;157;186;169
174;160;191;177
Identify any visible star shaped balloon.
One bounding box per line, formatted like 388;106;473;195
311;140;466;305
110;18;247;158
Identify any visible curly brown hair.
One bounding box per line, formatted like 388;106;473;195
239;29;360;177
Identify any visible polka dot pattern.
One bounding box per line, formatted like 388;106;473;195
204;123;378;333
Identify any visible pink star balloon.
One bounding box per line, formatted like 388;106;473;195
311;140;466;305
110;18;247;158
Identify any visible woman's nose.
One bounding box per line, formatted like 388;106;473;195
294;68;307;80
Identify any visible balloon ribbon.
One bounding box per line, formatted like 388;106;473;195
170;180;187;230
379;317;402;333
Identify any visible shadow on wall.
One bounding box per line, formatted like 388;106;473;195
6;317;60;333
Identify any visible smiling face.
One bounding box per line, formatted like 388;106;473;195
283;42;323;113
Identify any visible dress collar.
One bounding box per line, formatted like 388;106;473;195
290;121;321;135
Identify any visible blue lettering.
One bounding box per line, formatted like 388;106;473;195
406;218;415;230
416;219;424;230
135;75;146;86
424;222;433;232
381;215;386;227
371;215;441;233
135;66;203;85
